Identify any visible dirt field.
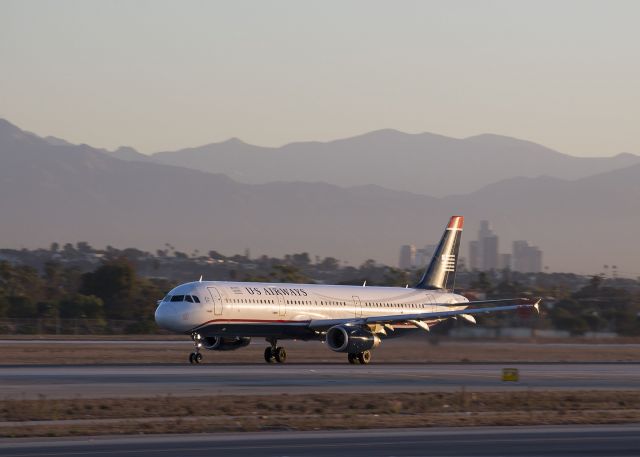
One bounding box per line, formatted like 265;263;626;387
1;337;639;364
1;391;639;438
2;337;639;438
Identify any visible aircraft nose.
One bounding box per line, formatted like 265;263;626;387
155;302;176;330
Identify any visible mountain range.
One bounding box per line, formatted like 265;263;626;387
146;130;640;197
1;118;639;275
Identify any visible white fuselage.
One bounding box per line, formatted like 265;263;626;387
155;280;469;339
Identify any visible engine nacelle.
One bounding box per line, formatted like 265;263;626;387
202;336;251;351
325;325;381;353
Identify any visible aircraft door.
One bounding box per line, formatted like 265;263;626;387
277;294;286;317
207;287;223;315
353;295;362;317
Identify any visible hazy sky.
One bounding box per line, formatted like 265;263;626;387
1;0;639;156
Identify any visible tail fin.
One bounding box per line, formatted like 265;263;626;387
415;216;463;290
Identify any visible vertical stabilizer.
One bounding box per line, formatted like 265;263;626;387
415;216;464;290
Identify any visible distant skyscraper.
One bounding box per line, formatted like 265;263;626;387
479;220;492;240
499;253;512;270
470;220;500;271
512;240;542;273
399;245;416;270
466;221;542;273
468;240;479;270
481;234;498;271
530;247;542;273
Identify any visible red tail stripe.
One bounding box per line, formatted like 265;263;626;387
447;216;464;230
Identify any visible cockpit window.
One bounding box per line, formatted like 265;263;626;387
170;295;185;302
192;295;201;303
163;295;172;302
185;295;194;303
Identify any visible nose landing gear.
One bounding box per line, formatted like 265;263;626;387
264;338;287;364
189;352;203;364
189;332;203;364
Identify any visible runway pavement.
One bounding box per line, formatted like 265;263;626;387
1;363;639;399
1;425;639;456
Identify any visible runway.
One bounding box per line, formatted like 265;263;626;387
2;425;639;456
1;363;639;399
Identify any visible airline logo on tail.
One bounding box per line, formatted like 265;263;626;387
441;254;456;272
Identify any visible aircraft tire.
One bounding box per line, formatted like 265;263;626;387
275;347;287;363
189;353;195;364
264;347;275;363
357;351;371;365
348;353;360;364
195;353;202;363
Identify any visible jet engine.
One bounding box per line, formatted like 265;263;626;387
325;325;381;353
202;336;251;351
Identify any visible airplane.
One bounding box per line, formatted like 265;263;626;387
155;216;540;364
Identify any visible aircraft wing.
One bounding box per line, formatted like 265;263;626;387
452;298;534;306
308;298;540;331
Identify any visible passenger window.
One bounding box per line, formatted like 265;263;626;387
185;295;194;303
170;295;185;302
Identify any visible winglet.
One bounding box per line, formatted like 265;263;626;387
199;275;203;282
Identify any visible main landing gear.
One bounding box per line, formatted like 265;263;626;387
189;332;203;364
347;351;371;365
264;338;287;364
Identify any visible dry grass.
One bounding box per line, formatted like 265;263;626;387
1;391;640;438
1;338;639;365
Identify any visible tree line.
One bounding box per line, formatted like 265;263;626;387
1;244;639;335
0;259;171;333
